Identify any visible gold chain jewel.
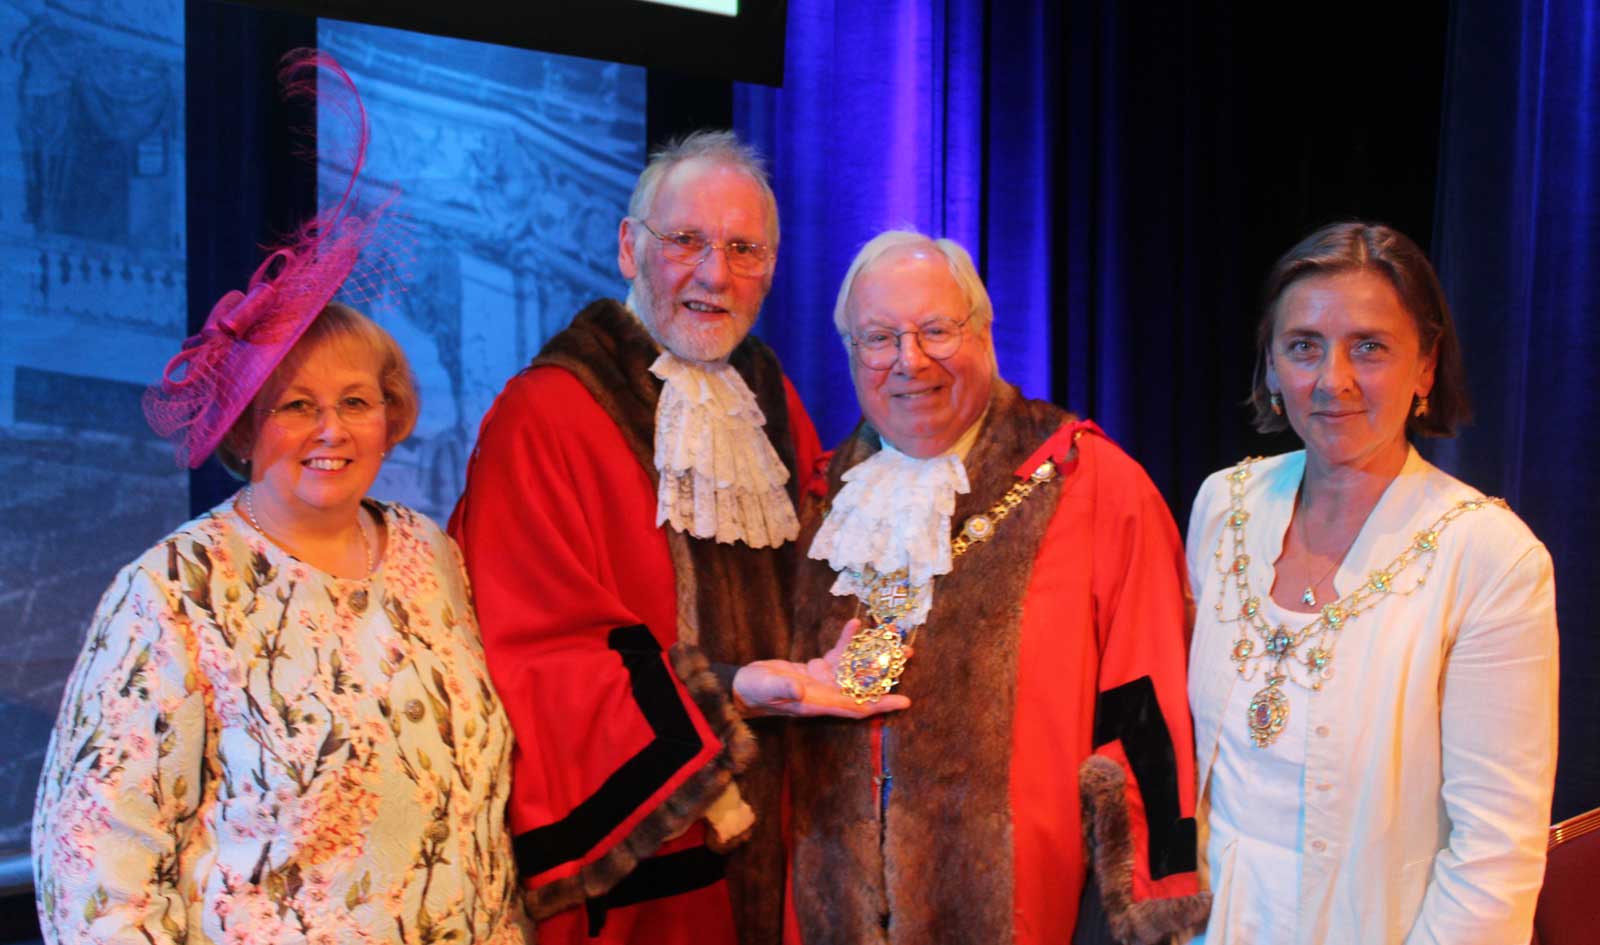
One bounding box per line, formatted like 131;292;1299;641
1214;457;1504;747
835;455;1062;704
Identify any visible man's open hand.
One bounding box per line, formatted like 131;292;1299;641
732;620;912;718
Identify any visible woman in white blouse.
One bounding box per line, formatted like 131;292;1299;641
1186;222;1557;944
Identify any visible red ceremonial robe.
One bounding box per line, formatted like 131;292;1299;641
787;383;1207;945
450;301;820;945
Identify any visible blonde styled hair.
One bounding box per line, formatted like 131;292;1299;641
216;302;420;478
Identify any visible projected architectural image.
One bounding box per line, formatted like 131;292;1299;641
0;7;645;882
0;0;187;868
318;21;645;522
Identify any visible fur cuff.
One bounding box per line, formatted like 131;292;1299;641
526;642;759;919
1080;755;1211;945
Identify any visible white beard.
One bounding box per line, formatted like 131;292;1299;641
626;271;750;363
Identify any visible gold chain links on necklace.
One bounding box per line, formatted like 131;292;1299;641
949;460;1056;555
836;454;1064;704
1214;457;1504;747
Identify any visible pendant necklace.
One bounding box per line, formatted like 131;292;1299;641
1294;494;1360;608
836;455;1062;704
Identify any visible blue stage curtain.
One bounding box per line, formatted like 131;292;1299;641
1431;0;1600;821
734;0;1057;446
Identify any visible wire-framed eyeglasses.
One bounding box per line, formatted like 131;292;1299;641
634;218;774;277
262;395;389;433
849;316;973;370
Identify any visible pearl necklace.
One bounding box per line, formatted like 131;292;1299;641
244;487;374;577
1213;457;1502;747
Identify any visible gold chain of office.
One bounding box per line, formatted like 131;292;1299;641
835;449;1068;705
1215;456;1504;748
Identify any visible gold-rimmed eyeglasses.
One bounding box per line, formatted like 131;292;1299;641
849;316;973;370
633;218;774;277
262;395;388;433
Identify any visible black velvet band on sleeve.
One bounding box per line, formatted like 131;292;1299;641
1092;675;1197;878
513;624;702;877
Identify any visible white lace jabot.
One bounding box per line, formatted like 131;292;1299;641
650;351;799;549
806;443;971;629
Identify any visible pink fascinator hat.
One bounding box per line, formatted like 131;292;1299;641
143;50;395;468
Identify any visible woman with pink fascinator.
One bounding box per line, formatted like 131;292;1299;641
29;52;531;945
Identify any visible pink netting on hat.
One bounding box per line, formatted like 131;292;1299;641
143;50;405;468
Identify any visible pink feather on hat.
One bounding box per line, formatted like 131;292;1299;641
143;49;396;468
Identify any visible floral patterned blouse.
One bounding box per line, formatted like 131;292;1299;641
32;498;532;945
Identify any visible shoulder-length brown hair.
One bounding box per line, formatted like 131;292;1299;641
1250;222;1470;438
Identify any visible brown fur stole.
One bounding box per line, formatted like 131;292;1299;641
526;299;794;943
789;382;1071;945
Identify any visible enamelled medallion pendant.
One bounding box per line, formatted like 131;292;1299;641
833;457;1064;705
837;569;917;704
837;621;911;704
1247;676;1290;747
1221;457;1507;751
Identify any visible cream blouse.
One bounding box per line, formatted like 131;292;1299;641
32;499;531;945
1187;448;1558;945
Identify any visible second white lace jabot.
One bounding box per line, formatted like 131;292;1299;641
651;351;799;549
806;444;971;629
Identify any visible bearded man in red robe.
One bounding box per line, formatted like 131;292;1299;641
451;131;900;945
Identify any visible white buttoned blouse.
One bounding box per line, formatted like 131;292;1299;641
1186;448;1558;945
1193;593;1309;944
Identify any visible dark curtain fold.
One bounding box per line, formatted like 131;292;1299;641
1431;0;1599;821
1046;2;1450;515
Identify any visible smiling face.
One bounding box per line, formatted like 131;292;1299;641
845;246;993;457
1267;269;1437;475
247;337;390;523
618;157;775;362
